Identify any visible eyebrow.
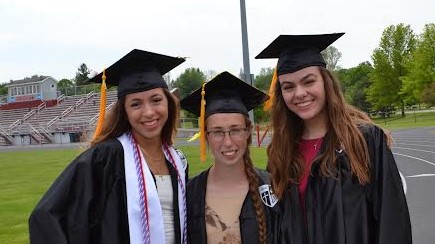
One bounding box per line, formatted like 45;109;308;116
208;124;245;130
127;93;163;102
281;73;316;84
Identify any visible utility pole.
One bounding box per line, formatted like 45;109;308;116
239;0;254;123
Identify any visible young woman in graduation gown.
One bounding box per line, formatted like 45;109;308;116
255;33;412;244
29;49;189;244
180;72;280;244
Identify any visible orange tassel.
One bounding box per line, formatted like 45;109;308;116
264;65;278;111
93;69;107;139
199;82;206;162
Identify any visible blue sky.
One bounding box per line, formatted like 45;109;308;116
1;0;433;83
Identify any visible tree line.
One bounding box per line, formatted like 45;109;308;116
2;23;434;123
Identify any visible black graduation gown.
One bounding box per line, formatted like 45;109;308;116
276;124;412;244
187;168;281;244
29;139;187;244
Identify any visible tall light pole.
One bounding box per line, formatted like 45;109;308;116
239;0;254;123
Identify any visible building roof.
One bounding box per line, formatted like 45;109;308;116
6;76;54;87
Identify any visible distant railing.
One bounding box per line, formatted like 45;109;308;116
57;94;65;103
59;84;100;96
86;91;95;99
37;102;46;112
8;119;22;129
23;110;36;121
75;98;85;107
62;106;74;118
88;101;116;125
46;116;60;128
0;125;14;145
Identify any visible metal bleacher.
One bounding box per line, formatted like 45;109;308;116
0;90;118;145
53;90;118;132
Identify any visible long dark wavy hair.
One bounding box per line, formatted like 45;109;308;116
90;88;179;147
267;66;376;199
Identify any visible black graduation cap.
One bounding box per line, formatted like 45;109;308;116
255;33;344;75
180;71;269;118
89;49;185;98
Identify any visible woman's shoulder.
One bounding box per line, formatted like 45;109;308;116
186;170;209;202
74;139;124;165
187;170;209;186
254;168;271;185
358;123;386;141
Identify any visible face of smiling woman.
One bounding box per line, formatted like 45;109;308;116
206;113;249;167
124;88;169;143
278;66;327;125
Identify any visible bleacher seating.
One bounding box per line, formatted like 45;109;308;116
54;91;118;131
0;90;120;145
0;108;34;128
25;94;87;127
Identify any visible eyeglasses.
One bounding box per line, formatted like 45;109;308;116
206;128;247;142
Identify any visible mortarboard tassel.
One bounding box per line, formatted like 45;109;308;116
264;65;278;111
188;132;201;142
199;83;206;162
93;69;107;140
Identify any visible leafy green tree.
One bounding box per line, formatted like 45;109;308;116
57;78;74;95
368;23;417;116
172;68;205;99
74;63;92;86
0;83;7;95
252;67;274;124
336;62;374;113
401;23;435;104
321;46;342;70
254;67;274;92
172;68;206;127
421;82;435;106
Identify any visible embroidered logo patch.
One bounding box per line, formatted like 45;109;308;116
258;184;278;207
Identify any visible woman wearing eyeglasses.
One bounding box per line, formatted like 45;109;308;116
180;72;279;244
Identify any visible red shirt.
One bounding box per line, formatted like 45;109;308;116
298;137;323;213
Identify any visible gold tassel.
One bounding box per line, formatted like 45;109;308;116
93;69;107;139
264;65;278;111
188;132;201;142
199;82;206;162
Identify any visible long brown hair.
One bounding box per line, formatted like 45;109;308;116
243;118;267;244
90;88;179;146
267;66;373;199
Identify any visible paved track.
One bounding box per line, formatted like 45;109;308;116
392;127;435;244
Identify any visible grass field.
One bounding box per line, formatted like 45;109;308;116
373;110;435;130
0;145;268;243
0;111;433;243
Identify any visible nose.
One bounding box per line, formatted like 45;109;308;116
294;85;307;99
141;104;155;117
222;132;234;146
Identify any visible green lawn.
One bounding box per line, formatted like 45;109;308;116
1;112;434;243
372;110;435;130
0;146;268;243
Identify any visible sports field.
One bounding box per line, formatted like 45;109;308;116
0;145;267;243
0;111;434;243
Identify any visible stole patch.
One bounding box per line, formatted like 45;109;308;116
258;184;278;207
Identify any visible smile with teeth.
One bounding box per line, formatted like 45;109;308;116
142;119;158;127
295;100;313;107
222;150;237;156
